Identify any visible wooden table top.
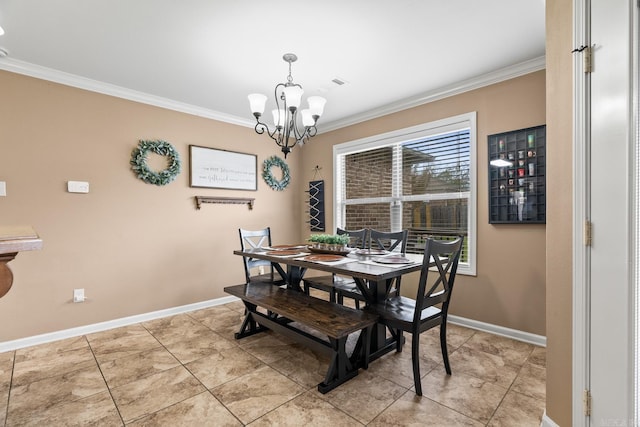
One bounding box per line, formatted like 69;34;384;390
234;248;425;282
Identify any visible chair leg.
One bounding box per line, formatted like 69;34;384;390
354;298;360;310
396;330;403;352
411;332;422;396
440;322;451;375
303;283;310;295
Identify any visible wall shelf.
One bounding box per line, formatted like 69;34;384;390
488;125;546;224
195;196;255;210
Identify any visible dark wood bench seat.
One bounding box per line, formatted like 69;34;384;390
224;283;379;393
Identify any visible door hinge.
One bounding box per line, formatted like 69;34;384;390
583;45;593;73
584;220;593;246
583;389;592;416
571;45;593;73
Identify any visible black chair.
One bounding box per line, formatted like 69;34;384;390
365;236;464;395
238;227;285;286
302;228;368;301
336;229;408;308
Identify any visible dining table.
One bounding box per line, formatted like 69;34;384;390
233;246;428;361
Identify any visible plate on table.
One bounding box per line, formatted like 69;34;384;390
354;248;388;256
307;246;352;256
266;250;303;256
303;254;344;262
372;255;414;264
268;244;307;250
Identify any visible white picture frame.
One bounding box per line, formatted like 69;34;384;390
189;145;257;190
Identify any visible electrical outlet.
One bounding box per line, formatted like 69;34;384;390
73;288;85;303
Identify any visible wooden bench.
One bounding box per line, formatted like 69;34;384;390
224;283;379;393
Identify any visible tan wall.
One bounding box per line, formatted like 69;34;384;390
0;71;302;342
299;71;547;336
545;0;573;424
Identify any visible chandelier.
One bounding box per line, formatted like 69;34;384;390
248;53;326;158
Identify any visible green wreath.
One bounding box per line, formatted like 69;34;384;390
130;139;181;186
262;155;290;191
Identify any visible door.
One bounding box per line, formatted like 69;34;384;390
577;0;636;423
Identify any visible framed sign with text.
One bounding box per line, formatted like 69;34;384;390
189;145;257;190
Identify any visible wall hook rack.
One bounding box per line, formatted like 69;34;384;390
195;196;255;210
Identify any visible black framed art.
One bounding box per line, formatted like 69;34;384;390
488;125;546;224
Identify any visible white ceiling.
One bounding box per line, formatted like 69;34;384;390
0;0;545;131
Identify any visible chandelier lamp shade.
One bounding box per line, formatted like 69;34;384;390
248;53;326;157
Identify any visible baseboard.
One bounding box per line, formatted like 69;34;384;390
448;315;547;347
0;295;239;353
1;299;546;353
540;411;560;427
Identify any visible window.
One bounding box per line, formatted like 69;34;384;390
334;112;476;275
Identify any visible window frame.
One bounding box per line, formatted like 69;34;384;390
333;112;477;276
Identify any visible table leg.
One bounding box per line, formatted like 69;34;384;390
268;262;308;292
0;253;17;299
271;262;288;283
354;277;403;361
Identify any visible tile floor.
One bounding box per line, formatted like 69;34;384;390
0;296;546;426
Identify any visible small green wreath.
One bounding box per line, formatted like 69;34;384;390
130;139;181;186
262;155;291;191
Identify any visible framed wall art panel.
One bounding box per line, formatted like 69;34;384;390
488;125;546;224
189;145;257;190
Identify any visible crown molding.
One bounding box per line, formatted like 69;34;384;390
0;55;545;132
0;58;255;128
319;56;546;132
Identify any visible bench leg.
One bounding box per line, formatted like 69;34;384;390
234;301;268;339
317;336;358;394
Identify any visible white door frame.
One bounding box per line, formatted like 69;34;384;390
572;0;591;425
572;0;636;424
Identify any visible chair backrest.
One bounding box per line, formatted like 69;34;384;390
369;229;408;253
337;227;368;249
238;227;273;282
414;236;464;326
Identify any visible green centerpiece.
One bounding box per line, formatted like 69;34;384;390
308;234;350;252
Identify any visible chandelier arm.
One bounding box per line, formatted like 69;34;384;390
306;125;318;138
289;113;316;142
273;82;289;150
289;119;302;140
254;120;285;146
274;83;286;111
254;121;267;135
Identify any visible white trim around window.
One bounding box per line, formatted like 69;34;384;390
332;112;477;276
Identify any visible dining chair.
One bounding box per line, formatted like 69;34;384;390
336;229;408;309
238;227;285;286
302;228;368;302
365;236;464;395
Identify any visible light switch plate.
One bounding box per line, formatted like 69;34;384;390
67;181;89;193
0;181;5;197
